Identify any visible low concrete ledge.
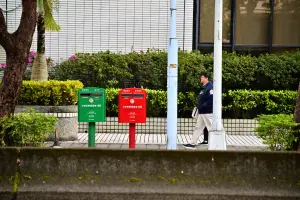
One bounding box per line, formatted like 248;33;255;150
0;148;299;200
15;105;78;141
3;192;300;200
15;105;77;113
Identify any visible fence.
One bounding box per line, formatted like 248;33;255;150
78;117;258;136
0;0;193;64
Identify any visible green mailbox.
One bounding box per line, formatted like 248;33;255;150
78;87;106;147
78;87;106;122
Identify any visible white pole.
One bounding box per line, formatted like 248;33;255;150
208;0;227;150
167;0;178;150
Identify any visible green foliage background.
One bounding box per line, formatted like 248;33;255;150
53;50;300;92
17;81;297;119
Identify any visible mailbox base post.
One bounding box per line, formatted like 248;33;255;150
88;122;96;147
129;123;136;149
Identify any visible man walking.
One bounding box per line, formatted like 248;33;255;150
184;72;213;149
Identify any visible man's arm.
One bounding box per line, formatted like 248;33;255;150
202;85;213;109
197;93;203;111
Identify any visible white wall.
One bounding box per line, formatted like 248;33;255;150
0;0;193;63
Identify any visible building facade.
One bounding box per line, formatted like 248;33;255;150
0;0;299;63
0;0;193;63
194;0;300;55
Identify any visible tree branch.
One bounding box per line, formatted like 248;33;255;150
0;8;7;36
14;0;37;47
0;8;11;50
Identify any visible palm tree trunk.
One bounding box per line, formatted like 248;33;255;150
37;11;46;54
31;10;48;81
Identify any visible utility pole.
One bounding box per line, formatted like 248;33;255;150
167;0;178;150
208;0;227;150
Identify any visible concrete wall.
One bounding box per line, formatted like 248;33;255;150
0;148;299;200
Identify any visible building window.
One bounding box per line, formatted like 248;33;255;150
235;0;271;45
199;0;231;43
273;0;300;45
195;0;300;53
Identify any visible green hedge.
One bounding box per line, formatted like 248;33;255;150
106;89;297;119
18;80;84;106
222;90;297;118
17;81;297;118
53;50;300;92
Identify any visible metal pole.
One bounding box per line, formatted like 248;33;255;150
269;0;274;54
53;129;60;146
88;122;96;147
167;0;178;150
183;0;186;51
193;0;200;50
129;123;136;149
208;0;227;150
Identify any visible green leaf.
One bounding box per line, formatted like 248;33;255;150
43;0;61;31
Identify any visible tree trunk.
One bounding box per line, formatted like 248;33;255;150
0;53;28;117
0;0;37;118
293;82;300;151
31;11;49;81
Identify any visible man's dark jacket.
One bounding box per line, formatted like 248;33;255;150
197;81;213;114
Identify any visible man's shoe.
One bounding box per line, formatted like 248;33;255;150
199;141;208;145
183;144;196;149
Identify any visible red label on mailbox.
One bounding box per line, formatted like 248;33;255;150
118;88;147;123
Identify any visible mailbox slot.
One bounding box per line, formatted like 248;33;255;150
121;94;132;98
80;93;91;97
92;93;103;97
133;94;144;99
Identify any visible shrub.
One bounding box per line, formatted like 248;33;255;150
18;80;84;106
104;89;296;118
255;114;299;151
125;51;167;89
0;109;58;147
106;88;195;117
0;63;6;70
223;90;297;118
16;81;297;119
222;52;258;91
53;50;300;92
54;52;132;88
255;51;300;90
178;51;208;92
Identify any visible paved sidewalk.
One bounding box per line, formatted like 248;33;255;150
45;133;269;151
77;133;267;146
45;142;269;151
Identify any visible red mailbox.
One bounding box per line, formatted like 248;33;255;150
118;88;147;148
118;88;147;123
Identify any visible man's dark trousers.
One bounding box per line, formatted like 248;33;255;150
203;127;208;141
